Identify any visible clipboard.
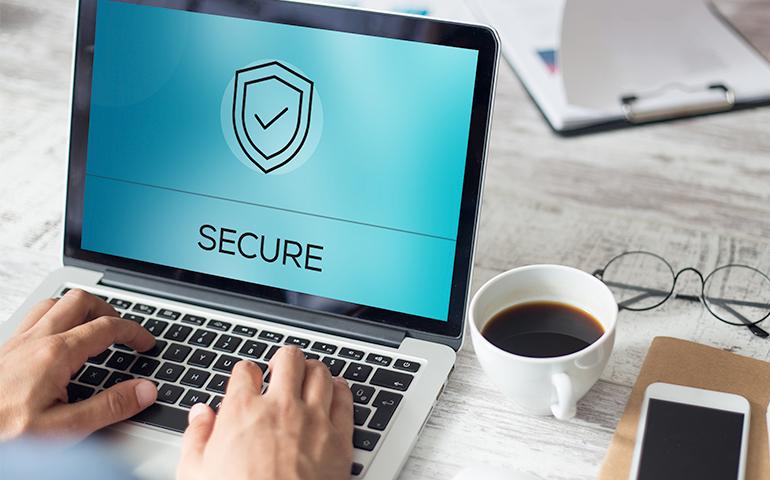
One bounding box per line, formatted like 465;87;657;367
467;0;770;135
599;337;770;480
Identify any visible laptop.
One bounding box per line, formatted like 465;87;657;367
0;0;498;478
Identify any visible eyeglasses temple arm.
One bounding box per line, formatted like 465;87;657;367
709;299;770;338
604;281;770;309
617;292;659;310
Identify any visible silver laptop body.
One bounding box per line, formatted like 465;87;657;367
0;1;499;478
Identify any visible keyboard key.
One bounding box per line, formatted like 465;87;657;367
106;351;136;371
104;372;134;389
144;319;169;336
239;340;267;359
80;366;109;386
213;334;242;353
157;308;181;320
163;324;193;342
180;390;210;408
353;429;380;451
114;344;133;352
163;343;192;362
206;374;229;394
264;345;281;361
207;320;231;332
366;353;392;367
311;342;337;355
368;393;400;431
353;405;371;426
132;403;188;433
133;303;156;315
181;314;206;326
210;395;224;412
258;330;283;343
368;406;397;431
350;384;375;405
157;384;185;404
188;349;217;368
351;463;364;476
343;363;373;382
156;362;185;382
71;365;84;380
339;348;364;360
87;349;111;365
109;298;132;310
286;336;310;348
304;352;320;360
189;329;217;347
232;325;257;337
129;357;160;377
141;340;167;358
213;355;240;373
394;359;421;373
60;287;71;296
67;383;95;403
370;369;413;391
181;368;211;388
372;390;403;410
321;357;346;376
122;313;145;324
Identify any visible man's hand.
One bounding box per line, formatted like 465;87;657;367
178;346;354;480
0;289;157;440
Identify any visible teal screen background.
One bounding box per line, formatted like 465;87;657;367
82;0;479;321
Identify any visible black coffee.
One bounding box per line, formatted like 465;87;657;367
481;301;604;358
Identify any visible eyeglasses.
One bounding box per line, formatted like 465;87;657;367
593;251;770;339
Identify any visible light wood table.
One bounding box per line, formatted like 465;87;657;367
1;1;769;478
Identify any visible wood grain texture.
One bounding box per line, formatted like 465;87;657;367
1;1;769;478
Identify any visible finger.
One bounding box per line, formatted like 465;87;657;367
179;403;216;469
44;379;156;437
59;316;155;371
266;346;306;399
301;360;333;412
330;377;354;438
14;298;57;335
225;360;264;400
32;289;118;336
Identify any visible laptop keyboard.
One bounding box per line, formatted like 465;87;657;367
61;287;423;477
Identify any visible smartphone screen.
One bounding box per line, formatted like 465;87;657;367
636;399;745;479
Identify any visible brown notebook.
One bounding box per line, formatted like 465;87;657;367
599;336;770;480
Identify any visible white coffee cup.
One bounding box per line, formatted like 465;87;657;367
469;265;617;420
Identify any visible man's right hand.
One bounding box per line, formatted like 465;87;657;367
178;346;354;480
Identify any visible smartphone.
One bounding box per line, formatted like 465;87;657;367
629;382;751;480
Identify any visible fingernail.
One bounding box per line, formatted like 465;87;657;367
189;403;209;422
134;381;157;408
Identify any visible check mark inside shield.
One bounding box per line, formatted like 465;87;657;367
254;107;289;130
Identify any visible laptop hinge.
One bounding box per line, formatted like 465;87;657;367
99;268;406;349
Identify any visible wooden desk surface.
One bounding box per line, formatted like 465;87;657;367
1;1;769;478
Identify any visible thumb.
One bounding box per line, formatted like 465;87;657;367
179;403;215;468
47;379;157;436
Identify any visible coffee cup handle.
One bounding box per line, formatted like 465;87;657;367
550;372;577;420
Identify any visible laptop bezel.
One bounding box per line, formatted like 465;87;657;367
63;0;498;343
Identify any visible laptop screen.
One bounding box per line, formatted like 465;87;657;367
79;0;479;323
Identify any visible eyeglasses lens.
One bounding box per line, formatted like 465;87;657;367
703;265;770;326
601;252;675;311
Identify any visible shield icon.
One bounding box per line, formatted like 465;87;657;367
232;61;314;173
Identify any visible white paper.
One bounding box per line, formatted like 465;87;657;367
466;0;613;130
468;0;770;131
561;0;770;111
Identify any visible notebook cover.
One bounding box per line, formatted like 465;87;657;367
599;336;770;479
